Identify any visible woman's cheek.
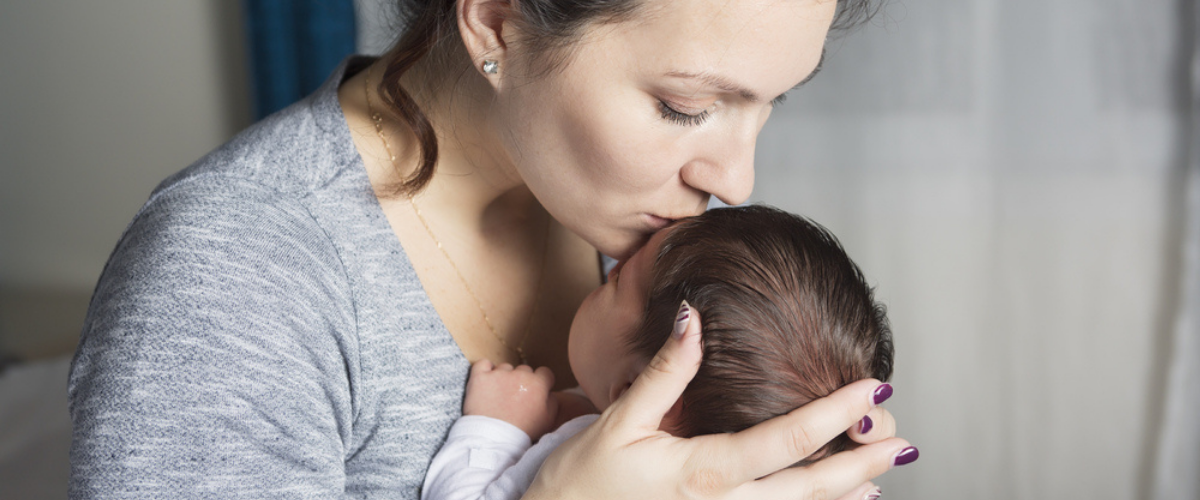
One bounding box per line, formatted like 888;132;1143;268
572;93;674;191
599;131;681;194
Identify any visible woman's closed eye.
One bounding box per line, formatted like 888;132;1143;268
658;100;711;127
659;96;785;125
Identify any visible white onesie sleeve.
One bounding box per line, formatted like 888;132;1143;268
421;414;600;500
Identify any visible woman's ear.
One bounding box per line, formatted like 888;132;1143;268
457;0;516;83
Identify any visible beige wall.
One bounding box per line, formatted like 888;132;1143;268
0;1;250;357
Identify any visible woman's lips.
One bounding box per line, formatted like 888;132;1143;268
644;213;675;230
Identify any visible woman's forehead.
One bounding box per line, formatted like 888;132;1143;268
589;0;835;97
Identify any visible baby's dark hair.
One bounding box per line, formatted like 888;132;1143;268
626;205;893;464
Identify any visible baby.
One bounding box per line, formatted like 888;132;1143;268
421;205;895;500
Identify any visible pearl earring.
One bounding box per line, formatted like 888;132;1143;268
482;60;499;74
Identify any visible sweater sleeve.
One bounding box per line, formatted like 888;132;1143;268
67;176;359;499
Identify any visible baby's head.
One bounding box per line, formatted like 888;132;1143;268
568;205;893;460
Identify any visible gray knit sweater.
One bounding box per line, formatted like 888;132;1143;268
68;57;471;499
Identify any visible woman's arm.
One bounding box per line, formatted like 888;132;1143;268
68;177;357;498
523;305;914;500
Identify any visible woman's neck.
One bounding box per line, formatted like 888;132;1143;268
339;57;598;377
350;58;543;242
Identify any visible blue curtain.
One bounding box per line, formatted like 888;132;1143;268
243;0;357;119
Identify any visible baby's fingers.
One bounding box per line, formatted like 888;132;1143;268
847;406;896;445
535;365;556;387
471;359;495;375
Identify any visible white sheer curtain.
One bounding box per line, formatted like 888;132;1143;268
1151;4;1199;499
356;0;1197;497
754;0;1196;498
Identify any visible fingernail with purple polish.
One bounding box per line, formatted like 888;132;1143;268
871;383;893;406
858;415;873;434
864;487;882;500
891;446;919;468
673;300;691;339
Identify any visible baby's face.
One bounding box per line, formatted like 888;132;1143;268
568;225;677;410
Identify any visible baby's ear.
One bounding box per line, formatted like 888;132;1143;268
609;380;635;407
608;365;683;434
615;359;650;402
657;398;686;435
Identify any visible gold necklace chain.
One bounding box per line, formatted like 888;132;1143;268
363;66;548;365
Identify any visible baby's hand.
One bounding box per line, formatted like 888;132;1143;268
463;360;558;440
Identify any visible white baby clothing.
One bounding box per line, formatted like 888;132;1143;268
421;414;600;500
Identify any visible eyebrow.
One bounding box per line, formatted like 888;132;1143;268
663;48;826;103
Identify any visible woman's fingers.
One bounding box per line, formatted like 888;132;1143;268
847;406;896;444
606;301;703;432
721;379;891;483
737;438;914;500
833;481;881;500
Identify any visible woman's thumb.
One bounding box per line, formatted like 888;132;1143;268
607;300;703;431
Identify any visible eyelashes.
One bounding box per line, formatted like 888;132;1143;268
659;95;787;127
658;100;711;126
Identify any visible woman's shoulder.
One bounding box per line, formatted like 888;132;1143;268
159;58;365;200
121;56;370;280
99;173;353;329
124;172;335;256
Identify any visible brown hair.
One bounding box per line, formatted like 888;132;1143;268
377;0;884;195
626;205;894;465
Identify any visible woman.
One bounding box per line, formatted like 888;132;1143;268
68;0;914;498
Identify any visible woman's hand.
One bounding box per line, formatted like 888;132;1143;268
523;302;915;500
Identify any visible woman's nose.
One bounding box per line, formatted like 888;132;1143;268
679;128;757;206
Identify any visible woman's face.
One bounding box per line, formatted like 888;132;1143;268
494;0;835;259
